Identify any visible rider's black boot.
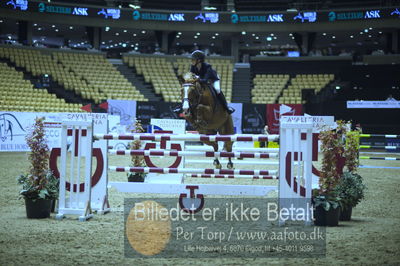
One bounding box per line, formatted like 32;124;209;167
217;92;235;114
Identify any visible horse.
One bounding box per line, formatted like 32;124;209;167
179;72;234;169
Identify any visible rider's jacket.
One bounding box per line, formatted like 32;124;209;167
190;62;219;84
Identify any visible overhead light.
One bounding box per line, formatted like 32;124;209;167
287;8;298;12
176;42;180;45
204;6;217;10
178;32;182;35
123;30;127;33
55;29;59;32
273;36;277;39
212;36;215;39
69;26;73;30
122;43;127;47
133;33;137;36
241;31;246;35
369;27;373;30
255;36;259;39
270;33;274;36
196;32;200;35
322;33;326;36
332;36;336;39
129;4;141;9
105;26;110;31
368;35;372;38
266;37;272;41
141;30;146;34
115;33;119;36
379;31;382;34
364;29;368;32
194;36;198;39
350;35;354;38
215;33;219;36
33;23;37;26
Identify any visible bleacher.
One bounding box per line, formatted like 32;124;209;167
123;54;234;103
251;74;289;104
0;62;82;112
0;46;145;113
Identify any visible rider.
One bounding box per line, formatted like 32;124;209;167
174;50;235;114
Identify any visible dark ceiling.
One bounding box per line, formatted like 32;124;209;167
30;0;400;11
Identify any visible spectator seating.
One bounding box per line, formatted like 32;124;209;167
54;52;145;103
251;74;289;104
123;55;234;103
124;55;180;102
0;62;82;112
278;74;334;104
0;46;145;107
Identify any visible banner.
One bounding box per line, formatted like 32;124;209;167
347;101;400;109
108;99;137;125
136;101;182;131
0;112;109;152
0;112;40;151
266;104;303;134
229;102;243;134
241;103;266;134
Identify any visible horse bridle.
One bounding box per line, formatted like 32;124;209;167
182;82;202;112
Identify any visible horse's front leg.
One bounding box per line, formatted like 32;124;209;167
224;141;234;169
201;140;221;169
196;104;213;129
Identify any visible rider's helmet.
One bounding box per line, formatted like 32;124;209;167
191;50;205;62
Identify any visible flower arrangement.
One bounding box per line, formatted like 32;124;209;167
335;124;366;220
127;120;147;182
17;117;59;201
344;127;361;173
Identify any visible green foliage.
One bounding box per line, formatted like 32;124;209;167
17;117;59;200
313;193;342;211
335;171;366;208
318;120;347;194
127;119;147;181
314;120;349;210
345;129;360;173
17;171;59;200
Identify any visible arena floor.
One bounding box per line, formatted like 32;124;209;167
0;152;399;265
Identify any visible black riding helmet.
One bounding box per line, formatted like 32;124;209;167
191;50;205;62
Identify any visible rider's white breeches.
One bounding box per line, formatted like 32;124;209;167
213;80;221;94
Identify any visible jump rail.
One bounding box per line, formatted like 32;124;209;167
109;149;278;159
94;133;279;142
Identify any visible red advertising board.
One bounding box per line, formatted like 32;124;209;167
266;104;303;134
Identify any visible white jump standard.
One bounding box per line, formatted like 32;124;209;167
58;117;314;224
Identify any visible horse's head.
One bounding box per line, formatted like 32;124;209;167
180;72;200;116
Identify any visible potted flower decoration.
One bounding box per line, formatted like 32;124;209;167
313;120;347;226
17;117;59;218
335;126;366;220
127;120;147;182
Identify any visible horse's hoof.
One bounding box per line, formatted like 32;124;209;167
227;162;234;169
213;159;222;169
